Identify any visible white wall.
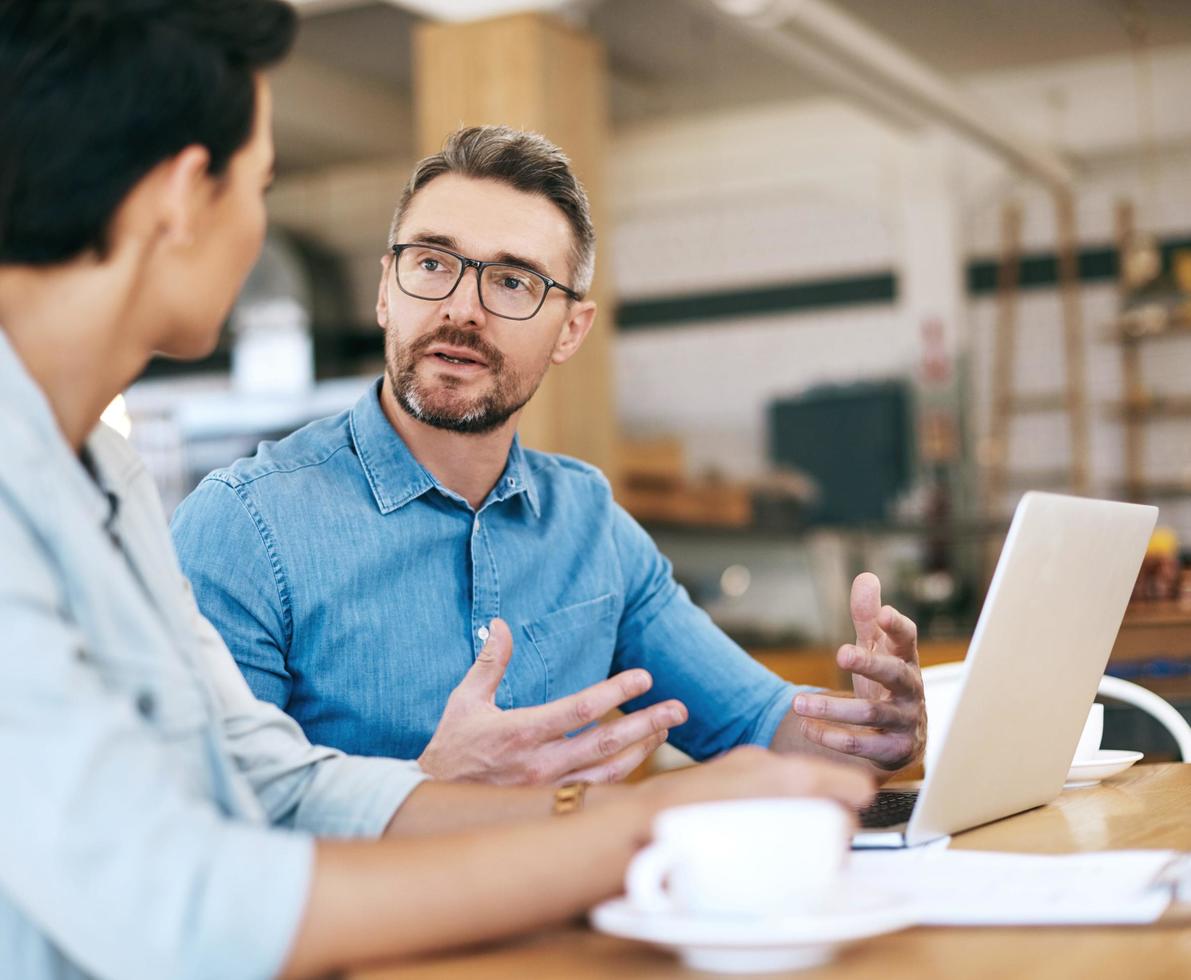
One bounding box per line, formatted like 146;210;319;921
610;98;919;477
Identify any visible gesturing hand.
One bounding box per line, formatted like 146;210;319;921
791;573;926;773
417;618;688;785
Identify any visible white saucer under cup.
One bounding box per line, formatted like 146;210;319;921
1065;749;1144;787
591;886;917;974
1064;703;1143;786
604;798;917;972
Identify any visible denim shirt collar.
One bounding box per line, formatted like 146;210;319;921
348;378;541;518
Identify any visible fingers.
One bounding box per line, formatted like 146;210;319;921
454;618;514;702
793;692;916;730
552;699;687;777
778;755;876;811
837;643;920;695
531;668;655;737
797;718;918;771
850;572;882;651
562;729;671;785
722;747;876;810
876;604;919;663
647;746;876;814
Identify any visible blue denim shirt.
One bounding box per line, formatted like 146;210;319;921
0;334;426;980
172;380;805;763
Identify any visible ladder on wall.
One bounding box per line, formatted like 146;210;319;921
984;194;1091;516
1112;198;1191;502
1115;199;1147;502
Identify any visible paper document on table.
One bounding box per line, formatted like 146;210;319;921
849;849;1177;925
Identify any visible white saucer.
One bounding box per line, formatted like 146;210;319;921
1064;749;1144;787
590;886;915;974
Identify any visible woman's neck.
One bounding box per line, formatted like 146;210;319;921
0;261;148;452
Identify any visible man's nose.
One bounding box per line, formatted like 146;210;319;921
440;265;487;327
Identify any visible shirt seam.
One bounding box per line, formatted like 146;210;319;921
214;441;357;491
611;509;675;642
205;475;296;652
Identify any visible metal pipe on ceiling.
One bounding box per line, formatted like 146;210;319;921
708;0;1076;190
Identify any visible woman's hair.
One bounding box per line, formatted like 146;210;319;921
0;0;297;264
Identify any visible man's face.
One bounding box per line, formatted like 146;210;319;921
377;174;591;435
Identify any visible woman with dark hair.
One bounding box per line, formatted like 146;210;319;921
0;3;872;978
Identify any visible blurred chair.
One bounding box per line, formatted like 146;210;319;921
1097;674;1191;762
922;662;1191;765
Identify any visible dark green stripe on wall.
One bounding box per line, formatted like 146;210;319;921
966;238;1191;295
617;234;1191;331
617;272;897;331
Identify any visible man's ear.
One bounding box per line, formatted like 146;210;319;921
550;300;597;365
377;253;393;329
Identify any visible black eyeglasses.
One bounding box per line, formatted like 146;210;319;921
390;243;581;321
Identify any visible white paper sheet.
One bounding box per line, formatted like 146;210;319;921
847;849;1178;925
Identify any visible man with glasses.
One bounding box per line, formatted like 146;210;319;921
172;126;926;787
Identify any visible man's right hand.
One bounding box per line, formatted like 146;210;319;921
417;618;688;785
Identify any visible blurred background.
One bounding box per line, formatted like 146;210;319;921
119;0;1191;755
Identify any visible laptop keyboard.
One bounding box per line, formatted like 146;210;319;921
858;789;919;829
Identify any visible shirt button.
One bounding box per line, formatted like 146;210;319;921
135;690;156;720
477;625;490;642
507;477;517;487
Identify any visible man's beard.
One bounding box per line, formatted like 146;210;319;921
385;323;543;435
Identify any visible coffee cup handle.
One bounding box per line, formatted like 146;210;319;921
625;842;676;913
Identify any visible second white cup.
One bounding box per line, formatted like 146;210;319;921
1073;702;1104;763
625;798;850;919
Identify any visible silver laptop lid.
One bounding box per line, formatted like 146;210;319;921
903;492;1157;846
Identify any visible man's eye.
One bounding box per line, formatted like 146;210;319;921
500;275;526;291
420;259;441;272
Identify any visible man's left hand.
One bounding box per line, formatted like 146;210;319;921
789;572;926;774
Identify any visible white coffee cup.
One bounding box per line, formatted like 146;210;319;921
625;798;850;919
923;677;962;776
1073;702;1104;763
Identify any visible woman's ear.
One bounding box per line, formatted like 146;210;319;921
156;145;213;250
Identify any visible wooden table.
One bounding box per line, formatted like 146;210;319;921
356;765;1191;979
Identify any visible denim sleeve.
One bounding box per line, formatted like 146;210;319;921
189;602;428;837
610;505;816;761
0;506;311;980
171;476;292;709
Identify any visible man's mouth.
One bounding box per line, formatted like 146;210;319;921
434;352;480;366
427;345;489;369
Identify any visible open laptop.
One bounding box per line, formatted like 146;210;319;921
854;491;1158;848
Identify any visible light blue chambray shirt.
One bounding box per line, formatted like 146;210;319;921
0;333;427;980
171;379;808;763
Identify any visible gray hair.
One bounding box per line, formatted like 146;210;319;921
388;125;596;297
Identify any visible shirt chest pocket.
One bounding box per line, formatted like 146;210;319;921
523;593;619;702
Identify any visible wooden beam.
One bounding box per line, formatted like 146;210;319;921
412;13;618;483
